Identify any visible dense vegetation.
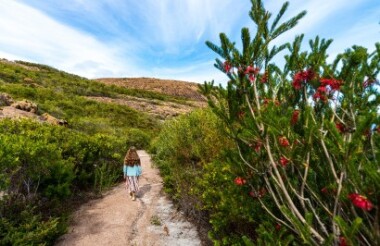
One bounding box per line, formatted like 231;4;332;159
153;0;379;245
0;60;167;244
1;0;379;244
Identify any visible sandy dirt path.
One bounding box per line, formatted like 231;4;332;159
55;150;201;246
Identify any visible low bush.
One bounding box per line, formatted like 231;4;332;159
151;109;267;244
0;119;131;244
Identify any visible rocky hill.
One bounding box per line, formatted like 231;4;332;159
95;77;205;102
0;59;205;122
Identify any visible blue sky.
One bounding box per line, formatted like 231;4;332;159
0;0;379;85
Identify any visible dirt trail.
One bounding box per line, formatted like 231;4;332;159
55;151;201;246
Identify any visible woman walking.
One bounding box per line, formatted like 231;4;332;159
123;147;142;201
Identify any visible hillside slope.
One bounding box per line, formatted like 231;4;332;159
95;77;205;102
0;58;206;244
0;59;204;123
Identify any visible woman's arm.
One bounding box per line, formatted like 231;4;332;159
137;165;142;176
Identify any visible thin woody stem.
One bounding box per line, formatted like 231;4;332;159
244;94;263;132
288;183;329;237
320;137;339;183
255;180;298;234
300;151;310;209
332;172;344;245
264;136;325;243
236;143;260;173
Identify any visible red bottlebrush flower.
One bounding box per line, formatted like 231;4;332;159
245;66;260;75
249;189;266;198
291;110;300;125
224;61;232;73
263;98;280;106
335;122;346;133
304;69;315;81
254;142;262;152
313;86;328;102
278;136;290;147
348;193;374;211
260;72;268;83
279;156;289;167
317;86;327;93
275;223;282;231
363;128;371;138
238;111;245;119
249;141;262;153
292;78;303;90
339;236;347;246
249;191;256;198
292;69;315;90
248;74;255;83
258;187;266;197
234;177;246;186
320;78;343;90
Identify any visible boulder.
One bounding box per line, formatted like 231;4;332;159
0;106;39;120
11;99;38;113
0;93;14;106
40;113;68;127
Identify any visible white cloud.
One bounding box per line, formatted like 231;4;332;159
0;0;250;81
1;0;378;85
0;0;139;78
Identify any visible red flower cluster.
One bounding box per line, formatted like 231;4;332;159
263;98;280;106
278;136;290;147
312;78;343;103
313;86;328;102
249;188;266;198
224;61;232;73
291;110;299;125
335;122;346;133
279;156;289;167
339;236;347;246
245;66;260;83
245;66;260;75
321;187;337;195
320;78;343;90
275;223;282;231
234;177;246;186
260;72;268;83
238;111;245;120
292;69;315;90
348;193;374;211
321;187;328;194
249;141;262;153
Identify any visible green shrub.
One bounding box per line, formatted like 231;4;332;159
125;128;151;149
200;0;380;244
0;119;127;244
0;196;64;246
152;109;264;244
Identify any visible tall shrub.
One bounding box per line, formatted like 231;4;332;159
200;0;379;245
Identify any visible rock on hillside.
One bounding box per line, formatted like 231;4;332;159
86;95;201;120
95;77;205;102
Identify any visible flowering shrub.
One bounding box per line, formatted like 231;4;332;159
200;0;379;244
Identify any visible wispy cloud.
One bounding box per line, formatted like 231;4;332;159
0;0;140;78
266;0;379;52
1;0;250;81
1;0;379;84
